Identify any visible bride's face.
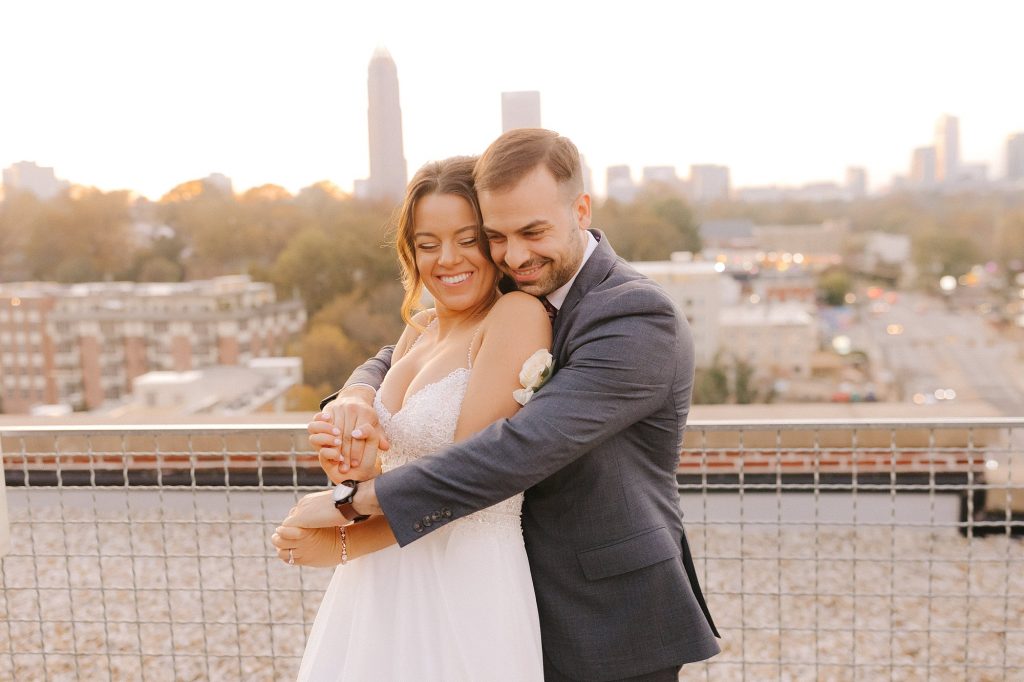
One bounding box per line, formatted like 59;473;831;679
413;192;497;313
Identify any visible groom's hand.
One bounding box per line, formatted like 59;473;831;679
310;386;390;476
282;490;345;529
272;525;341;568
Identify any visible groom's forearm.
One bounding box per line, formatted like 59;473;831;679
319;345;395;410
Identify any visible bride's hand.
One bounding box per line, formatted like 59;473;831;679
310;389;390;476
310;417;387;483
272;525;341;567
282;490;345;529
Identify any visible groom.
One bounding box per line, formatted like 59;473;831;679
303;129;718;680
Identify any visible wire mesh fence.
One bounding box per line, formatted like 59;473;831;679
1;420;1022;681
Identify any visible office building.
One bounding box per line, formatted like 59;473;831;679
605;165;636;203
367;47;408;202
846;166;867;199
689;165;731;203
909;146;936;187
501;91;541;132
2;162;70;200
934;114;960;184
1007;133;1024;181
700;219;757;249
719;302;817;380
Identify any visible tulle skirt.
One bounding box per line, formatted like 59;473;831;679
297;518;543;681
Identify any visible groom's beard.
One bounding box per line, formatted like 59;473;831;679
503;258;577;298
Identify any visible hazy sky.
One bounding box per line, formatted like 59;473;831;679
3;0;1023;198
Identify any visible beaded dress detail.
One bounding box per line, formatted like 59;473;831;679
297;325;543;681
375;357;524;530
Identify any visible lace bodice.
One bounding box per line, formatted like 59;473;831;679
374;365;524;531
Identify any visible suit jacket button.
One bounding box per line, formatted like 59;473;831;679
413;522;423;532
442;507;452;518
422;514;432;527
431;511;441;521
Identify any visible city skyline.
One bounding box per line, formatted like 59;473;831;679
3;1;1023;199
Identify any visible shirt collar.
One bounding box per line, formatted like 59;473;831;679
545;231;599;311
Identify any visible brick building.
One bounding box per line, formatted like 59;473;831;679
0;276;305;413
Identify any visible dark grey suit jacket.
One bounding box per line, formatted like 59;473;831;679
327;231;720;679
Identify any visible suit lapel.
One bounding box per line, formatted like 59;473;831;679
552;229;617;350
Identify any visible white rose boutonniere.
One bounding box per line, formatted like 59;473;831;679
513;349;554;406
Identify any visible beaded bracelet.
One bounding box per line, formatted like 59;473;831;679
339;526;349;565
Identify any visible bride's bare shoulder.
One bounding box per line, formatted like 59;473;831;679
480;293;549;347
410;308;437;328
486;292;546;323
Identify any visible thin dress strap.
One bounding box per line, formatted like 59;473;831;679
466;325;484;369
408;317;437;353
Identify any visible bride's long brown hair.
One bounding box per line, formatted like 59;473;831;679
395;156;492;327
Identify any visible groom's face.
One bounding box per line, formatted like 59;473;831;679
479;165;591;297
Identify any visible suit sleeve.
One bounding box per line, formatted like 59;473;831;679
318;345;395;411
375;288;689;545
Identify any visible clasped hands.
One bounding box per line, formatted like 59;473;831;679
271;388;389;567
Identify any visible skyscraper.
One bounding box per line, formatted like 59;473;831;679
367;47;407;202
1007;133;1024;181
501;91;541;132
909;146;936;187
934;114;960;184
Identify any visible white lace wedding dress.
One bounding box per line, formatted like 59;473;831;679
297;361;544;681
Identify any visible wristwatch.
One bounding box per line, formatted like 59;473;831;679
333;480;370;526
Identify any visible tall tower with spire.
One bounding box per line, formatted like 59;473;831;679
367;47;407;202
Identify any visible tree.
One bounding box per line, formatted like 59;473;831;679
137;256;183;282
286;383;333;412
693;356;730;404
22;187;136;282
595;193;701;262
0;191;43;280
311;285;406;359
913;230;981;281
270;228;361;314
296;325;364;388
733;359;760;404
818;268;853;306
649;194;701;253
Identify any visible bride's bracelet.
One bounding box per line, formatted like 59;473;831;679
339;526;349;565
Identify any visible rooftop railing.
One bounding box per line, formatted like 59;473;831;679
2;419;1022;681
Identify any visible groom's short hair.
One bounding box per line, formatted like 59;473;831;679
475;128;583;199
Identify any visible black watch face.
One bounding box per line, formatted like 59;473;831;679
333;482;356;504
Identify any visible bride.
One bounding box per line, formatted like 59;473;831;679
275;156;550;681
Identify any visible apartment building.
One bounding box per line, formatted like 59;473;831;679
0;276;305;412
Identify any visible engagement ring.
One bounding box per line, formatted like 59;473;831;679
288;548;295;566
